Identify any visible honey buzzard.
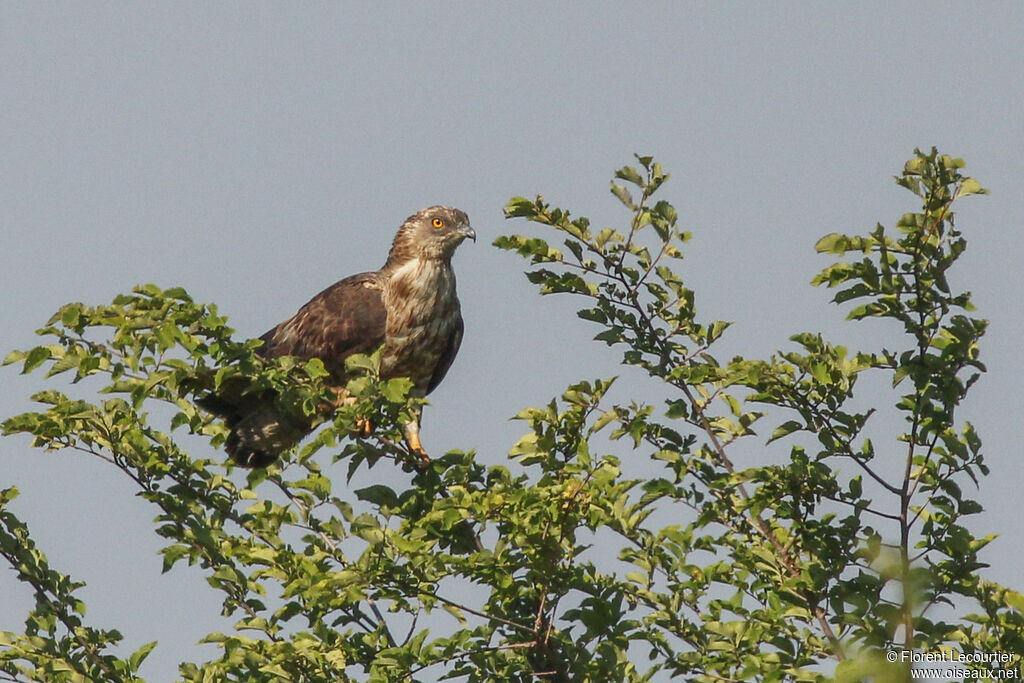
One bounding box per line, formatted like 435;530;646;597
201;206;475;467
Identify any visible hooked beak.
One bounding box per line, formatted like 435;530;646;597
459;223;477;242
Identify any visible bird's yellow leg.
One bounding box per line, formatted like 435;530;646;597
403;417;429;462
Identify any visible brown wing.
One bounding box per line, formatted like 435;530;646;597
425;314;463;395
259;271;387;380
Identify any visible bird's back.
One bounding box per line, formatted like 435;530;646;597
259;271;388;382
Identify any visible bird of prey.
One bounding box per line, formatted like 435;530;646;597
201;206;475;467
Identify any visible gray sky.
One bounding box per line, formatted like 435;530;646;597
2;4;1023;679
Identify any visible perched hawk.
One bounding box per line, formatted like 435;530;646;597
202;206;475;467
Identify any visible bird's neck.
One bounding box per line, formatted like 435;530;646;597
383;257;457;303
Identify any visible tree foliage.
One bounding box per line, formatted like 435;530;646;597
2;150;1021;682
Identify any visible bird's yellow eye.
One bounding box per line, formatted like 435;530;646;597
431;217;444;228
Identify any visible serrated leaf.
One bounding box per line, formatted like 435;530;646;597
21;346;52;374
355;485;399;508
815;233;848;254
956;177;987;198
3;350;27;366
589;409;619;435
127;641;158;671
441;603;468;625
610;182;634;209
503;196;538;219
615;165;644;187
768;420;803;444
381;377;414;403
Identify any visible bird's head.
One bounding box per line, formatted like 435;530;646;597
386;205;476;265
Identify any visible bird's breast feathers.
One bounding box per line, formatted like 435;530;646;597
381;257;462;390
384;258;458;315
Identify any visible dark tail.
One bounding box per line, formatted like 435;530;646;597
197;392;284;468
224;432;279;468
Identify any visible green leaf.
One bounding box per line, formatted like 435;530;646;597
305;357;329;380
589;409;619;435
610;182;634;209
354;485;399;508
1005;590;1024;612
956;177;988;198
614;165;644;187
2;350;26;366
503;196;539;219
127;640;158;671
814;233;849;254
768;420;803;444
21;346;52;374
381;377;413;403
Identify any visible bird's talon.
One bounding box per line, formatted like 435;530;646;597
403;448;431;472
